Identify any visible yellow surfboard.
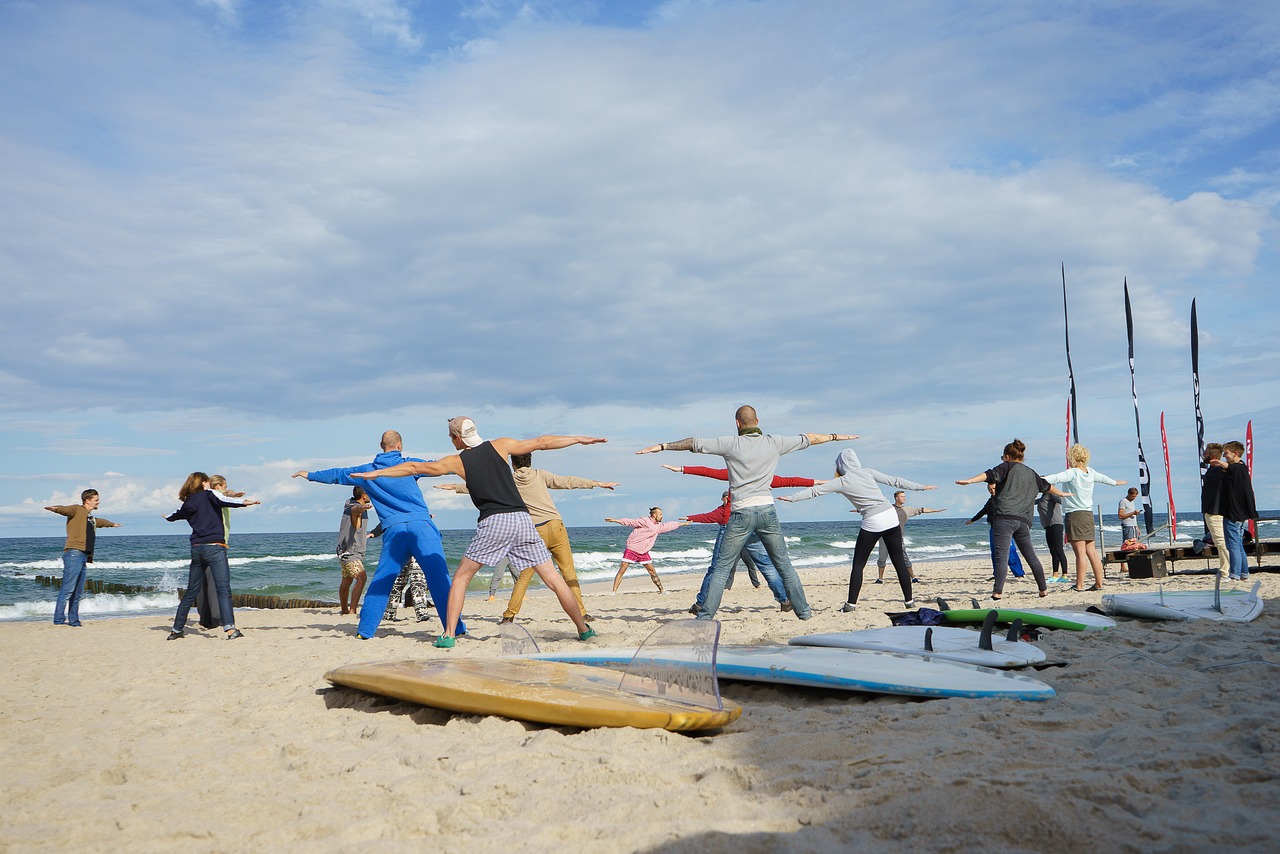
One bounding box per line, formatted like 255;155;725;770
325;657;742;732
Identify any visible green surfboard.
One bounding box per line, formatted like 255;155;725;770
939;607;1114;632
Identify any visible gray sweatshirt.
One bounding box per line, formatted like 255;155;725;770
785;449;927;518
985;460;1050;525
691;433;811;508
337;498;370;562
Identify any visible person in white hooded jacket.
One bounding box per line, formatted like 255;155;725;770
780;449;936;612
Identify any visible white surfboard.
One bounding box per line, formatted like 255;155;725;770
789;625;1046;669
1103;581;1263;623
530;644;1055;701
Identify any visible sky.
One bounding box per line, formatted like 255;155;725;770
1;0;1278;538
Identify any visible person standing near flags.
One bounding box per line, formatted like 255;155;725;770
1118;488;1141;544
1215;440;1258;581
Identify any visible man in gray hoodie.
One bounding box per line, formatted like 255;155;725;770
638;405;856;620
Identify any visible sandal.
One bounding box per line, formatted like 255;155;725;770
1038;589;1049;598
1070;587;1088;592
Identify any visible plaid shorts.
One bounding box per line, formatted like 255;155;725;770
464;512;553;571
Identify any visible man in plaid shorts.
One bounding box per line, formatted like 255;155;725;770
354;416;605;648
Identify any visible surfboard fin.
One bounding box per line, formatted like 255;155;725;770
978;610;997;651
617;619;725;711
500;622;541;656
1005;619;1023;643
936;597;952;612
970;598;982;610
924;627;934;652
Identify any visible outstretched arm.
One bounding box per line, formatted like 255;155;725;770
494;435;607;456
802;433;859;445
352;458;462;480
637;439;696;454
955;473;989;486
661;463;728;480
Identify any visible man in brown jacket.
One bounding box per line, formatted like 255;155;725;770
45;489;120;626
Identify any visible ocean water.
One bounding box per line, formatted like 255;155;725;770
2;513;1261;622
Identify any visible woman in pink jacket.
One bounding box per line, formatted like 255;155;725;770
607;508;689;594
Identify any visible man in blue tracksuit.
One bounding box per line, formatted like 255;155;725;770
294;430;465;640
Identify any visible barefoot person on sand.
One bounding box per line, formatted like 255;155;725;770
874;490;945;585
336;487;371;615
606;507;688;594
637;404;856;621
779;449;936;613
353;417;602;648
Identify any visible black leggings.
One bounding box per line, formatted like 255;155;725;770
850;525;911;604
1043;523;1068;576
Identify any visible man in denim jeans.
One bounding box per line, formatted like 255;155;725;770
45;489;120;626
638;405;856;620
1214;440;1258;581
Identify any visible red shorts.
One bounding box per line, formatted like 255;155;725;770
622;548;652;564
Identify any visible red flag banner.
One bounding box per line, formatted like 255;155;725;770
1065;395;1072;465
1246;420;1255;538
1161;412;1176;541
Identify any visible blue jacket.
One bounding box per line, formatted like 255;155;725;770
308;451;434;530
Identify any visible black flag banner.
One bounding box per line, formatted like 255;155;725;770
1124;279;1154;534
1192;299;1206;482
1062;263;1080;445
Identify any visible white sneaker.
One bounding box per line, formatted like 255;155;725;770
840;602;857;613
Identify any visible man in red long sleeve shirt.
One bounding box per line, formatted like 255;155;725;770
665;464;818;614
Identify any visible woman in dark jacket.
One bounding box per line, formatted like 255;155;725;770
165;472;259;640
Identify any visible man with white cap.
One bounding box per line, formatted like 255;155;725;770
637;405;856;621
354;417;604;648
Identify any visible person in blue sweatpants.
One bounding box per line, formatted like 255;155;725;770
294;429;465;640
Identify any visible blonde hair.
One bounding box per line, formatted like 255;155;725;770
209;475;227;490
178;472;210;501
1067;444;1091;468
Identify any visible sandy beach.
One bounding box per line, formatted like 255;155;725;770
3;557;1278;852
